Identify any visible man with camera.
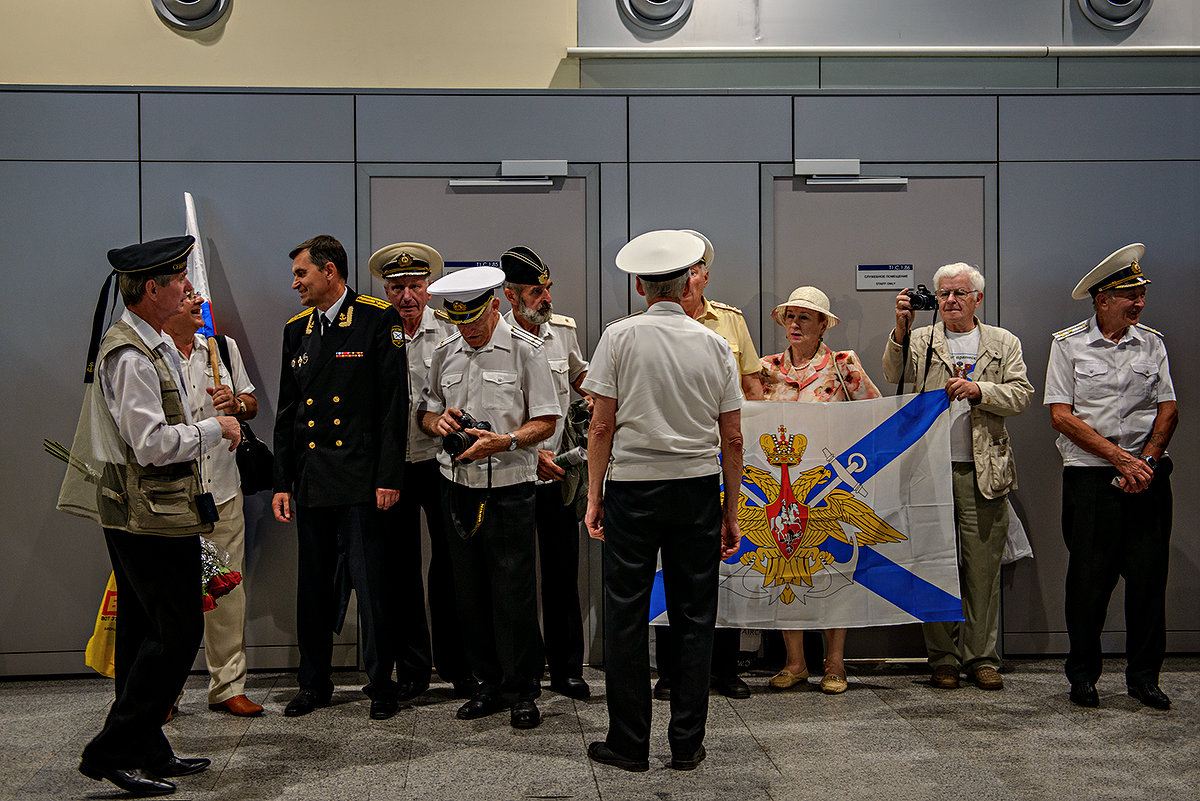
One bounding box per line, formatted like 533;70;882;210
272;234;409;720
1044;244;1177;710
369;242;476;708
418;265;561;729
162;285;263;718
883;263;1033;692
583;230;743;773
500;245;591;701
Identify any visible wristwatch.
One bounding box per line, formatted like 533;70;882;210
1140;454;1157;470
237;398;248;416
507;433;519;452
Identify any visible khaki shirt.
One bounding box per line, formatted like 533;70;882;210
403;306;457;463
503;310;588;453
582;301;742;482
418;315;562;488
696;297;760;376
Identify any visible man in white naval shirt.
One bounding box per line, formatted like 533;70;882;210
1045;243;1178;710
418;265;561;730
370;241;476;704
500;245;591;700
583;230;743;773
162;288;263;718
69;235;241;797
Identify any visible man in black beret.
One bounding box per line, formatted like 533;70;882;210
69;235;243;797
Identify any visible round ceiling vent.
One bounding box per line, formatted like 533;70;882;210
152;0;231;32
618;0;694;33
1078;0;1154;31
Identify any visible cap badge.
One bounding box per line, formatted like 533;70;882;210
451;301;467;312
398;252;414;267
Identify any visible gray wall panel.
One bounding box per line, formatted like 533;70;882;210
599;162;630;332
140;162;359;666
629;163;764;347
1000;95;1200;161
0;161;140;671
140;94;355;162
795;96;997;162
582;59;819;90
356;96;628;163
820;58;1057;90
998;160;1200;653
0;92;138;161
629;96;792;162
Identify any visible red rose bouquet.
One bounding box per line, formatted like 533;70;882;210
201;537;242;612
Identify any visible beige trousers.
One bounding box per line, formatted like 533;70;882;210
204;491;248;704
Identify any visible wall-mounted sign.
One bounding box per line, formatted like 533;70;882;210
445;260;501;272
857;264;914;290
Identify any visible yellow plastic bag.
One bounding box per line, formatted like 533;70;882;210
84;572;118;678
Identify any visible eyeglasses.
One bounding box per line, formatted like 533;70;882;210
935;289;977;300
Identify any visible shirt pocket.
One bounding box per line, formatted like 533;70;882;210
1073;360;1108;402
548;358;570;399
439;371;466;409
481;370;520;413
1129;360;1159;401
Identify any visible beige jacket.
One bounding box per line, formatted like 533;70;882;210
882;319;1034;499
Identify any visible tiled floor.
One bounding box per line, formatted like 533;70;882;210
2;658;1197;800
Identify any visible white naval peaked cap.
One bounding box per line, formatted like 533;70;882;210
1071;242;1150;300
616;229;706;278
427;265;505;324
679;229;715;270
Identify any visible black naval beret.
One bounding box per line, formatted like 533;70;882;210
106;235;195;276
500;246;551;286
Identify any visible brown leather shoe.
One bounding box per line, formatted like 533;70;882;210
971;666;1004;691
209;694;264;717
930;665;961;689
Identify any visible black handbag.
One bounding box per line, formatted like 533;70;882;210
213;335;274;494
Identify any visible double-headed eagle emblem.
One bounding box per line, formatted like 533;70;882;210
737;426;905;604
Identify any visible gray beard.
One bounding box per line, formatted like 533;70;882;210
519;300;553;326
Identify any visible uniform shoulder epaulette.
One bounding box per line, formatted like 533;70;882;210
606;310;644;325
1135;322;1165;340
354;294;390;310
1052;320;1088;340
710;300;743;315
549;313;576;329
287;307;315;324
435;331;462;350
511;326;544;348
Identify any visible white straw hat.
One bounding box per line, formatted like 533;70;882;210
771;286;840;328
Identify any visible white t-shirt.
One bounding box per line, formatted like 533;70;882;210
944;326;980;462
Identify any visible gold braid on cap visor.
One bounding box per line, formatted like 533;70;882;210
1094;260;1149;293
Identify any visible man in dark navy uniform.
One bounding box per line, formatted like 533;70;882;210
272;234;409;719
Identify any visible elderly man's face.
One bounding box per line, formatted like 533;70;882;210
384;276;431;322
457;299;501;349
680;263;709;315
935;273;981;333
510;282;553;326
1097;286;1147;330
291;250;337;310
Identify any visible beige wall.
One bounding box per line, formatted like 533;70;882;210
2;1;579;89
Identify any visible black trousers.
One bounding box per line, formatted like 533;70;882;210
535;482;585;682
442;479;544;703
655;626;740;683
1062;460;1173;686
82;530;203;770
380;459;473;686
603;475;721;761
295;503;394;700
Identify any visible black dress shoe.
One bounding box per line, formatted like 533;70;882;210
370;697;400;720
670;744;707;771
395;680;430;703
587;741;649;773
510;700;541;729
712;675;751;699
1069;682;1099;707
451;678;480;699
549;677;590;699
149;756;210;778
456;693;506;720
1128;683;1171;710
653;677;671;701
284;689;331;717
79;761;176;796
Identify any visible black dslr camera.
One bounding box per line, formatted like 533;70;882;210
905;283;938;311
443;411;492;460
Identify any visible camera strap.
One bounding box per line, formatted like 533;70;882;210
895;308;940;396
447;458;491;539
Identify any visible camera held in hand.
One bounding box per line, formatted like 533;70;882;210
905;283;938;311
443;411;492;460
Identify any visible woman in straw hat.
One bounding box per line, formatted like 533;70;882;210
759;286;881;694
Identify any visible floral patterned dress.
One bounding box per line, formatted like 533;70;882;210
759;343;881;403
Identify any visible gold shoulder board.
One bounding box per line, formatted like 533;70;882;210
1052;321;1088;340
549;313;576;329
287;308;315;324
355;294;390;309
711;300;743;315
1136;323;1165;339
